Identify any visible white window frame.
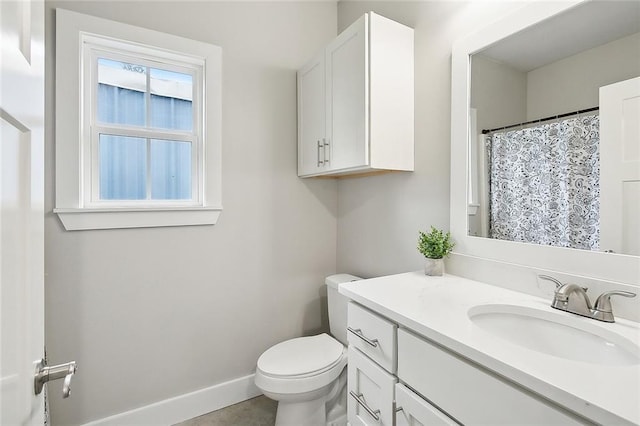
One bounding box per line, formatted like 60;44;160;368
85;42;203;207
55;9;222;230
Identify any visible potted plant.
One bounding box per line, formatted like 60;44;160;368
417;226;455;276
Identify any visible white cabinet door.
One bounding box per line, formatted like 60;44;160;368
395;383;457;426
397;329;591;425
326;14;368;172
348;346;396;426
600;77;640;255
368;12;414;172
297;51;327;176
1;0;46;424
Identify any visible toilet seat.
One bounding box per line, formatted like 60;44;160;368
255;333;347;395
258;334;344;378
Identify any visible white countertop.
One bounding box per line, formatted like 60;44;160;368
339;271;640;425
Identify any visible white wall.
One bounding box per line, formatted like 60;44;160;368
471;54;527;132
336;1;523;278
527;32;640;119
44;2;337;424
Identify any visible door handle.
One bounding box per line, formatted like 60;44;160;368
34;359;77;398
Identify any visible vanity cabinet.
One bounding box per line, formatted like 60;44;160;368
346;302;458;426
346;302;596;426
347;302;397;425
297;12;414;178
347;301;397;372
395;383;457;426
397;328;592;425
348;346;396;425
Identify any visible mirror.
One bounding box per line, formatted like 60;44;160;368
466;1;640;256
450;1;640;285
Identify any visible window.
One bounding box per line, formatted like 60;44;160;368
55;9;222;230
85;42;201;205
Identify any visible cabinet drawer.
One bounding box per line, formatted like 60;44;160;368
397;328;592;425
348;346;397;426
347;302;397;373
395;383;458;426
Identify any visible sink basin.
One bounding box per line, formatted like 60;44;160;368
468;304;640;365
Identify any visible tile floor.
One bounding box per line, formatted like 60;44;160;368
175;396;277;426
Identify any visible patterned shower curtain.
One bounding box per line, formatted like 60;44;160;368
488;114;600;250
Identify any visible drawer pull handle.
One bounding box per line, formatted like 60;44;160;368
349;390;380;421
347;327;379;347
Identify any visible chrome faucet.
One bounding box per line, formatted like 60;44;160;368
539;275;636;323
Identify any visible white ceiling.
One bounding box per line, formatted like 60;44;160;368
478;1;640;72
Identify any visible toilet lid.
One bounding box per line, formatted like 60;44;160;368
257;333;344;377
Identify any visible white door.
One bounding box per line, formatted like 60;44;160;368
600;77;640;255
326;14;368;171
1;0;46;424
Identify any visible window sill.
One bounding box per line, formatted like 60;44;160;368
54;206;222;231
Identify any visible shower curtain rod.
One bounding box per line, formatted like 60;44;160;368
481;106;599;135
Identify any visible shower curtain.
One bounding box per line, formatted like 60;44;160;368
488;114;600;250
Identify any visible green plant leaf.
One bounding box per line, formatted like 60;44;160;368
417;226;455;259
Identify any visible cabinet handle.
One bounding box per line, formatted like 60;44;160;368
350;391;381;421
323;138;330;164
347;327;379;347
317;140;324;166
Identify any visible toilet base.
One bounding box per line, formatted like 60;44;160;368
275;398;327;426
265;369;347;426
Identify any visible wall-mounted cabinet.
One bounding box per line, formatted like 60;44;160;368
297;12;414;178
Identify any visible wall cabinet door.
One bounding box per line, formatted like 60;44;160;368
395;383;458;426
348;346;396;426
297;51;328;176
326;14;368;172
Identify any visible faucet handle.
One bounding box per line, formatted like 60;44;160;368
594;291;636;312
539;275;588;292
538;275;563;289
592;291;636;322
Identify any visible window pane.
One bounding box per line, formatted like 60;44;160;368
150;68;193;131
97;58;146;126
150;139;192;200
99;135;147;200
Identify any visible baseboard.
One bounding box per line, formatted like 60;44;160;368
82;374;262;426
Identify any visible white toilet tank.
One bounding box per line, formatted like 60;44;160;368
326;274;362;346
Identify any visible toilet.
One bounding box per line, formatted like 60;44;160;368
254;274;361;426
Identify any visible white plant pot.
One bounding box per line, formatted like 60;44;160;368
424;258;444;276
